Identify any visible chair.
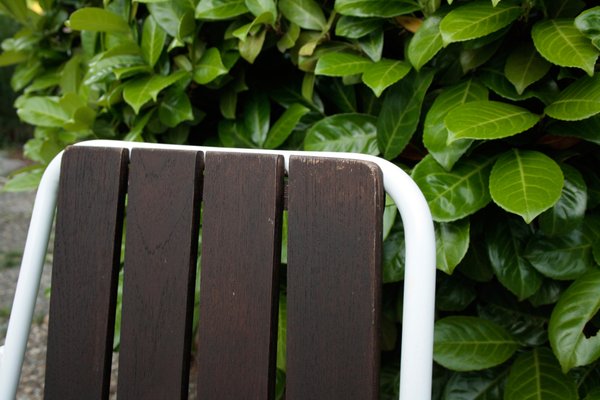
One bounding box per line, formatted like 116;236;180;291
0;140;436;400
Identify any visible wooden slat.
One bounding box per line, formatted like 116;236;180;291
45;147;129;400
286;156;384;400
196;152;284;400
116;149;203;400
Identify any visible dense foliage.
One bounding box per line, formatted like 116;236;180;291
1;0;600;398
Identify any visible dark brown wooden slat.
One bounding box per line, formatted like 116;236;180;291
116;149;203;400
45;147;129;400
196;152;284;400
286;156;384;400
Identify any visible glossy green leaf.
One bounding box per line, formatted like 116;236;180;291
434;316;518;371
335;16;383;39
304;113;379;154
575;6;600;50
264;103;310;149
245;0;276;22
550;270;600;372
545;74;600;121
539;164;588;236
547;116;600;145
238;27;267;63
242;93;270;147
279;0;327;31
445;101;541;142
59;55;82;94
319;78;357;113
361;59;411;97
505;348;578;400
218;119;256;148
504;42;552;95
193;48;228;84
436;273;476;311
2;168;44;192
407;12;444;70
458;241;494;283
383;229;405;283
158;89;193;127
489;149;564;223
486;217;543;300
277;22;300;52
123;71;188;113
442;367;507;400
423;80;488;170
436;218;470;275
532;19;598;76
314;52;372;77
334;0;420;18
479;302;547;346
412;155;493;222
440;1;521;44
478;67;539;102
377;69;434;160
85;54;146;86
195;0;248;20
526;227;595;280
148;2;195;39
68;8;130;33
356;30;383;62
17;96;68;127
142;15;167;68
0;50;28;66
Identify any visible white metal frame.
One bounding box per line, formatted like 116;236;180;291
0;140;436;400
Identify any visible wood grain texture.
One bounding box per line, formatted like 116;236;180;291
286;156;384;400
195;152;284;400
116;149;203;400
45;147;129;400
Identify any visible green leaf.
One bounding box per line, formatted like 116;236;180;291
242;93;270;147
436;219;470;275
539;164;587;236
68;8;130;33
193;48;228;84
575;6;600;50
412;155;493;222
264;104;310;149
532;19;598;76
85;54;146;86
361;59;411;97
279;0;327;31
439;1;521;44
443;367;507;400
218;119;256;148
17;96;68;127
545;75;600;121
504;42;552;95
148;2;195;39
383;229;405;283
547;116;600;145
314;52;372;77
377;69;434;160
423;80;488;170
505;348;578;400
0;50;28;66
550;270;600;372
335;16;383;39
334;0;420;18
142;15;167;68
525;227;595;280
123;71;188;113
245;0;276;23
434;316;518;371
277;22;301;51
436;273;476;311
489;149;564;223
445;101;541;142
356;30;383;62
319;78;357;113
239;27;267;63
2;168;44;192
60;55;83;94
486;217;543;299
479;302;548;347
304;113;379;154
195;0;248;20
407;12;444;70
158;89;194;127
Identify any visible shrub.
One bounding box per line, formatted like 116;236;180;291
1;0;600;398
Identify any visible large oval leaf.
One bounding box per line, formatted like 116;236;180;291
445;100;541;142
435;218;470;275
434;316;518;371
314;52;372;77
17;96;68;127
545;74;600;121
440;1;521;44
68;8;130;33
532;19;599;76
549;270;600;372
423;79;488;170
486;217;543;300
408;12;444;70
505;348;578;400
442;367;507;400
489;149;564;223
123;71;188;114
377;69;434;160
412;155;493;222
279;0;327;31
539;164;588;236
195;0;249;20
335;16;383;39
304;113;379;154
334;0;419;18
361;59;411;97
504;42;551;95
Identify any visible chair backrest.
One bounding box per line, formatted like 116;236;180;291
45;146;384;400
0;141;436;400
